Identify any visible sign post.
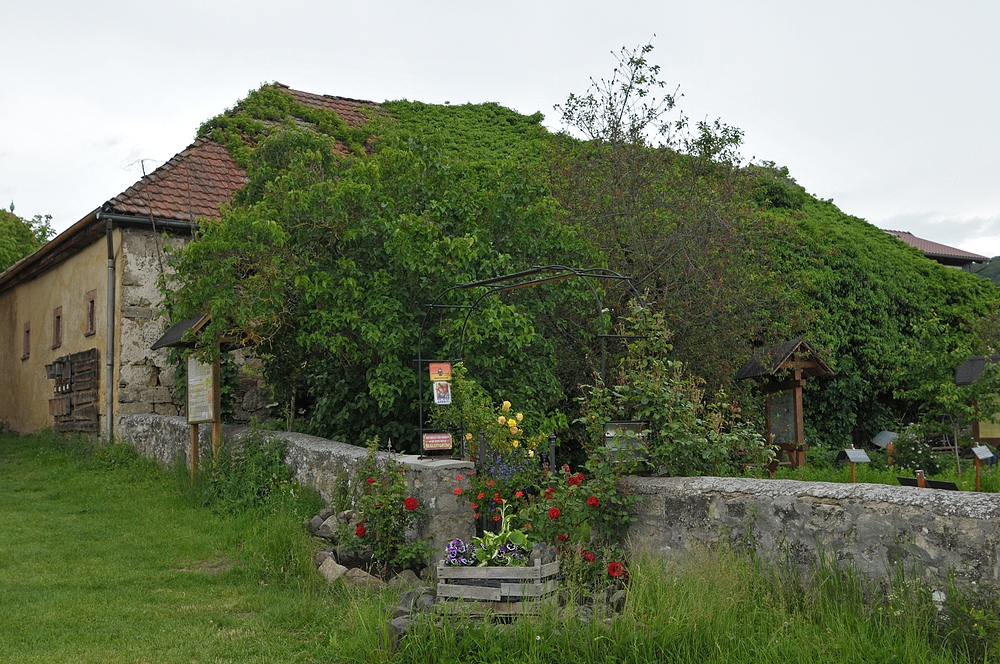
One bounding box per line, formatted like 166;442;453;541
187;355;219;478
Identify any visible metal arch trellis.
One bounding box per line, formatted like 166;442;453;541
415;265;644;445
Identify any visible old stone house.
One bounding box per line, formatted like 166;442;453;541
0;85;374;435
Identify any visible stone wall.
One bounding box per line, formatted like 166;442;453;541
626;476;1000;588
116;414;475;562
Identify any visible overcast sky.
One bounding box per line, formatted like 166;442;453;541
4;1;999;257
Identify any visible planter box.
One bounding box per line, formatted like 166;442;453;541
437;559;559;614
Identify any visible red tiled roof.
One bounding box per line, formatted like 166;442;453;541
886;230;987;263
275;83;377;128
104;85;379;222
103;138;248;221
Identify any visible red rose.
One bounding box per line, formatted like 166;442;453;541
493;493;502;503
607;561;625;578
366;477;375;484
544;487;555;500
486;480;495;487
355;524;367;538
568;473;585;486
587;495;600;508
453;487;463;495
584;552;596;563
548;508;561;519
404;497;419;511
477;492;485;500
557;533;568;542
515;491;524;498
493;515;501;522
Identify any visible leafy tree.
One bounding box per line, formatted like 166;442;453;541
167;89;603;449
0;210;53;271
549;44;800;393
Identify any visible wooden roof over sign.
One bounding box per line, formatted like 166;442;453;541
735;338;835;381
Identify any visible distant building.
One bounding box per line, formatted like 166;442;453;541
885;230;988;271
0;85;375;435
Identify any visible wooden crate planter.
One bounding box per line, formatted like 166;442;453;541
437;559;559;614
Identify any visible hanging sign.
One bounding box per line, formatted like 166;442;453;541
187;357;215;424
423;432;454;451
434;381;452;405
429;362;452;382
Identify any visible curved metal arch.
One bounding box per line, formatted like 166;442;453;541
416;265;644;446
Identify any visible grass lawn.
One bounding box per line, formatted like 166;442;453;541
1;430;995;663
0;430;389;663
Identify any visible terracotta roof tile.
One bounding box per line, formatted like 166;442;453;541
275;83;377;128
886;230;987;263
104;138;248;221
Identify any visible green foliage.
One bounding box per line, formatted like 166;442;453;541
201;425;314;515
780;198;1000;447
890;425;944;475
0;210;52;271
578;308;770;477
169;92;601;448
339;438;431;571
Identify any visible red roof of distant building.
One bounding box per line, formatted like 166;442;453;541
885;230;987;265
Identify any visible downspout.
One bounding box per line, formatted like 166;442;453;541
103;217;115;441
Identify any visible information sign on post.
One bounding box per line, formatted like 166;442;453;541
187;357;215;424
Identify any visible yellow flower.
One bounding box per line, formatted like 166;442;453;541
512;439;520;447
516;412;523;422
465;432;473;441
509;427;518;435
498;416;507;425
502;401;511;412
528;449;534;457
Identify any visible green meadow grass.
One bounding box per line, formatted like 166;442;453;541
0;430;995;663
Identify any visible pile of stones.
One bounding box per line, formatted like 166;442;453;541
307;506;429;590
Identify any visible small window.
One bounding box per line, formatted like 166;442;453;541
52;307;62;349
22;322;30;360
85;291;96;336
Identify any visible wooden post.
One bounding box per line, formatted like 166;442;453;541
915;469;926;488
189;423;199;482
850;461;856;484
792;369;805;468
212;355;222;458
975;457;982;492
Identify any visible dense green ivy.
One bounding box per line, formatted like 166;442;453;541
168;82;1000;453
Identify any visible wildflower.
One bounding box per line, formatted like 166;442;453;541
465;432;473;441
455;474;464;481
355;524;367;538
502;401;511;412
557;533;568;542
584;552;596;563
528;449;534;458
477;492;486;500
548;507;561;519
516;412;523;422
404;497;419;511
486;480;495;488
493;493;501;503
366;477;375;484
493;515;501;522
587;495;600;508
512;439;520;447
453;487;463;495
607;561;625;578
498;416;507;425
515;491;524;498
474;512;481;519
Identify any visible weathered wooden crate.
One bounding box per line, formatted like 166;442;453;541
437;558;560;611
